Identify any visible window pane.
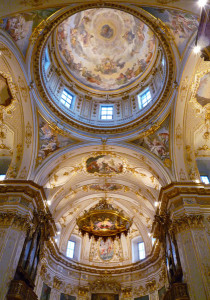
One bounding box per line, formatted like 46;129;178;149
100;105;113;120
60;90;74;109
138;89;152;110
201;175;210;184
66;241;75;258
138;242;145;260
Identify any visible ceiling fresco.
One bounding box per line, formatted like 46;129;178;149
56;8;156;91
86;154;124;175
195;72;210;107
143;7;198;55
131;117;170;167
0;8;59;55
37;114;76;165
89;183;122;192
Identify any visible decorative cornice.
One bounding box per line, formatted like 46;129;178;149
0;180;56;236
46;238;162;275
157;182;210;215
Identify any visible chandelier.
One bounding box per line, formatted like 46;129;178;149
76;199;133;241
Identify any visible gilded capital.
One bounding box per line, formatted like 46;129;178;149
0;212;31;231
171;215;204;234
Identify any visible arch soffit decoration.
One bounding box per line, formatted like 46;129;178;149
0;36;35;180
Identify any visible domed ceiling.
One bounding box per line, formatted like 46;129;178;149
56;8;156;91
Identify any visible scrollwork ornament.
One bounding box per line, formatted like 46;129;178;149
25;121;32;148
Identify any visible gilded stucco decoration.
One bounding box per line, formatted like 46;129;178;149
25;121;32;148
17;76;29;102
19;0;47;6
175;124;182;150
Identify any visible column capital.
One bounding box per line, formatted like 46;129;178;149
171;214;204;234
0;212;31;231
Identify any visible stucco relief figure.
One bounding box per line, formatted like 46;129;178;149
86;155;123;175
0;75;12;107
57;8;156;91
195;72;210;107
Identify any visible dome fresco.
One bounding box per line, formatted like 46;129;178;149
56;8;157;91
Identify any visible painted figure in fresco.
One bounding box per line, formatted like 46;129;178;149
4;15;26;41
99;238;114;260
195;73;210;107
57;8;157;90
40;283;51;300
122;30;135;43
86;155;123;174
100;24;114;39
0;75;12;107
89;183;121;191
38;122;58;160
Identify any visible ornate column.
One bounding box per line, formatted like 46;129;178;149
0;212;31;300
0;181;56;300
171;215;210;300
153;183;210;300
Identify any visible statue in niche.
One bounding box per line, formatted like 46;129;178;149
0;75;13;107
